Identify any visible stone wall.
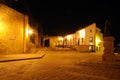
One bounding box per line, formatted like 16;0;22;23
0;4;26;53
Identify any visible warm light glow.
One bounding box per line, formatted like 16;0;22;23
0;22;6;35
0;22;4;31
66;35;72;41
58;37;64;41
28;29;33;34
26;28;29;37
96;37;101;46
26;28;33;36
79;29;85;38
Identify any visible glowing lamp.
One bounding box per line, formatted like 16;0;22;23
26;28;33;35
96;37;101;46
28;29;33;35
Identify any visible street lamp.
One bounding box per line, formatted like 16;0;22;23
26;28;33;36
28;29;33;35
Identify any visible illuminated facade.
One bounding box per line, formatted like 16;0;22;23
0;4;39;53
74;23;104;52
47;23;103;52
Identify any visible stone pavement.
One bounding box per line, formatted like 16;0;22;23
0;49;120;80
0;49;46;62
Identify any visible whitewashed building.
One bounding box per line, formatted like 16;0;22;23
44;23;104;52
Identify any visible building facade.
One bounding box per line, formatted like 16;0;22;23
0;3;39;54
44;23;104;52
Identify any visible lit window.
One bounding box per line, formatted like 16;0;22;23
58;37;64;41
66;35;72;41
79;29;85;38
89;37;93;42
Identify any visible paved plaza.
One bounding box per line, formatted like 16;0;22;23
0;48;120;80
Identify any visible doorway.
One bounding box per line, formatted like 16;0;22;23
44;39;50;47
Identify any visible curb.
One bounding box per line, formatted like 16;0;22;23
0;53;46;63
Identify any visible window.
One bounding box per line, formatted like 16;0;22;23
90;29;92;33
89;37;93;42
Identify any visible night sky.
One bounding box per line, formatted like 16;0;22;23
11;0;120;46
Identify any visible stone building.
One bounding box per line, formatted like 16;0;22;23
44;23;104;52
0;3;39;54
74;23;104;52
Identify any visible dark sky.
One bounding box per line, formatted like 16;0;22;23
13;0;120;45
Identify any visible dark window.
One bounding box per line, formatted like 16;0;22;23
90;29;92;33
